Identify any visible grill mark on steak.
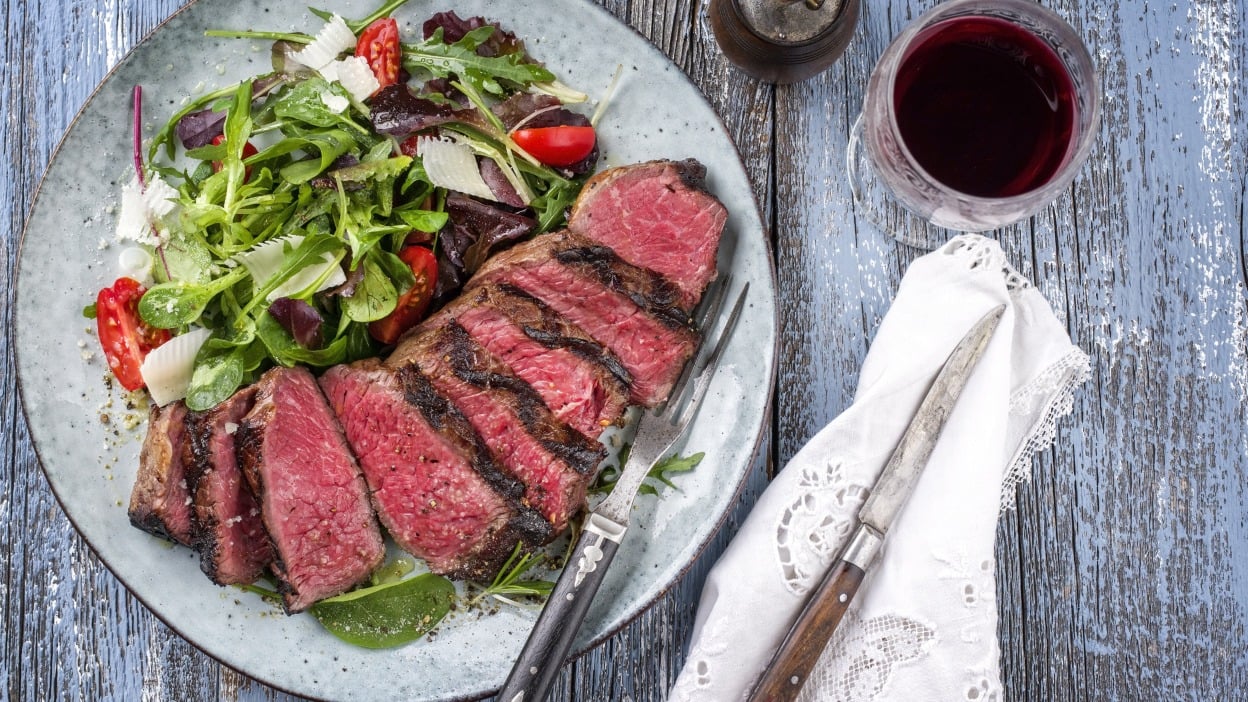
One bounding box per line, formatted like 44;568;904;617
438;322;604;474
568;159;726;310
395;363;531;502
390;318;605;531
321;360;549;579
129;402;194;546
469;233;699;407
552;244;692;325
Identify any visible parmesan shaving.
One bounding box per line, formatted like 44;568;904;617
293;14;356;70
417;136;496;201
319;57;380;103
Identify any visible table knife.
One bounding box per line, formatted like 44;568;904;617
747;304;1006;702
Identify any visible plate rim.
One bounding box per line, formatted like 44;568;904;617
14;0;779;699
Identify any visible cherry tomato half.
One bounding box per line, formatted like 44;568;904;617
210;134;259;180
95;277;171;391
511;126;597;168
368;245;438;345
356;17;401;93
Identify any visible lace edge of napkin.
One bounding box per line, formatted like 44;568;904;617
999;347;1091;512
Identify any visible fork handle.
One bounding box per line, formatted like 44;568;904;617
497;513;626;702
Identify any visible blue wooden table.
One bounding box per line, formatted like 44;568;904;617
3;0;1246;699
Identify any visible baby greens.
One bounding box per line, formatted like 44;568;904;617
126;0;598;410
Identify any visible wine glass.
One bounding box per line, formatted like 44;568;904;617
848;0;1101;249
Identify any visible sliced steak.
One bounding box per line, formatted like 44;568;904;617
129;401;194;546
389;321;605;532
236;366;385;612
320;359;550;579
183;387;273;586
569;159;727;309
430;283;630;439
470;231;698;407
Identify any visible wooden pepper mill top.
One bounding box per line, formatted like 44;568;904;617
709;0;860;84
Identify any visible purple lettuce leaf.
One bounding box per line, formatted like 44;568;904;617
422;12;528;59
268;297;324;349
432;193;536;303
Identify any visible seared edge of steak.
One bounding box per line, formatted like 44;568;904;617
320;360;549;580
183;386;273;586
236;366;385;613
568;159;725;309
390;320;605;531
430;283;631;438
129;402;194;546
467;235;699;407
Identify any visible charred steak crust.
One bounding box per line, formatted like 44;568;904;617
396;363;554;548
552;244;692;325
396;364;529;505
182;386;272;586
129;402;194;545
391;318;605;530
436;322;604;474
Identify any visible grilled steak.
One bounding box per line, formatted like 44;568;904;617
389;320;605;532
236;366;385;612
320;359;550;579
429;283;630;439
470;231;699;407
183;386;273;586
129;401;194;546
569;159;726;310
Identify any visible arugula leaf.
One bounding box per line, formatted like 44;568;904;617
590;450;706;497
271;78;370;134
339;255;398;322
310;573;455;649
402;27;555;98
470;542;554;606
309;0;414;34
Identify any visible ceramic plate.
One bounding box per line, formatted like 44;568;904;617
16;1;776;699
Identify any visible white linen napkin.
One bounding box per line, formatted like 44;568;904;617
669;234;1089;702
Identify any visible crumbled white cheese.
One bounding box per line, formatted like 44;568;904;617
319;56;380;102
224;422;239;435
294;14;357;70
118;247;154;286
115;174;178;246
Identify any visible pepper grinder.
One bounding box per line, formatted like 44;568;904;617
709;0;860;84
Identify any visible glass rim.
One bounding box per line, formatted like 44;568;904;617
867;0;1103;210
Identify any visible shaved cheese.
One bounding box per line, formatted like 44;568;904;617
115;174;178;246
293;14;356;70
318;57;380;103
234;235;347;302
140;327;211;406
320;90;350;114
417;136;496;201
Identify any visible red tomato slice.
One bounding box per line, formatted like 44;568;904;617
368;246;439;345
210;134;259;180
95;277;171;391
356;17;401;92
511;126;596;167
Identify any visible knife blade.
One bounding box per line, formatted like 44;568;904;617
746;304;1006;702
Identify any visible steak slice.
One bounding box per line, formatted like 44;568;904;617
470;231;698;407
236;366;385;612
569;159;727;310
389;320;605;532
183;386;273;586
129;401;194;546
320;359;550;580
430;283;630;439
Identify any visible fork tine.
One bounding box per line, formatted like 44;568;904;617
657;274;735;415
675;282;749;428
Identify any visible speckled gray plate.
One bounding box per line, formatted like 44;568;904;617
16;1;776;700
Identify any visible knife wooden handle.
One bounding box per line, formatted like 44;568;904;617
747;559;867;702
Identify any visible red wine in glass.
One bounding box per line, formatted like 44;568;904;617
893;16;1077;198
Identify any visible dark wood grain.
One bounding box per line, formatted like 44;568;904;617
748;560;866;702
4;0;1247;700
